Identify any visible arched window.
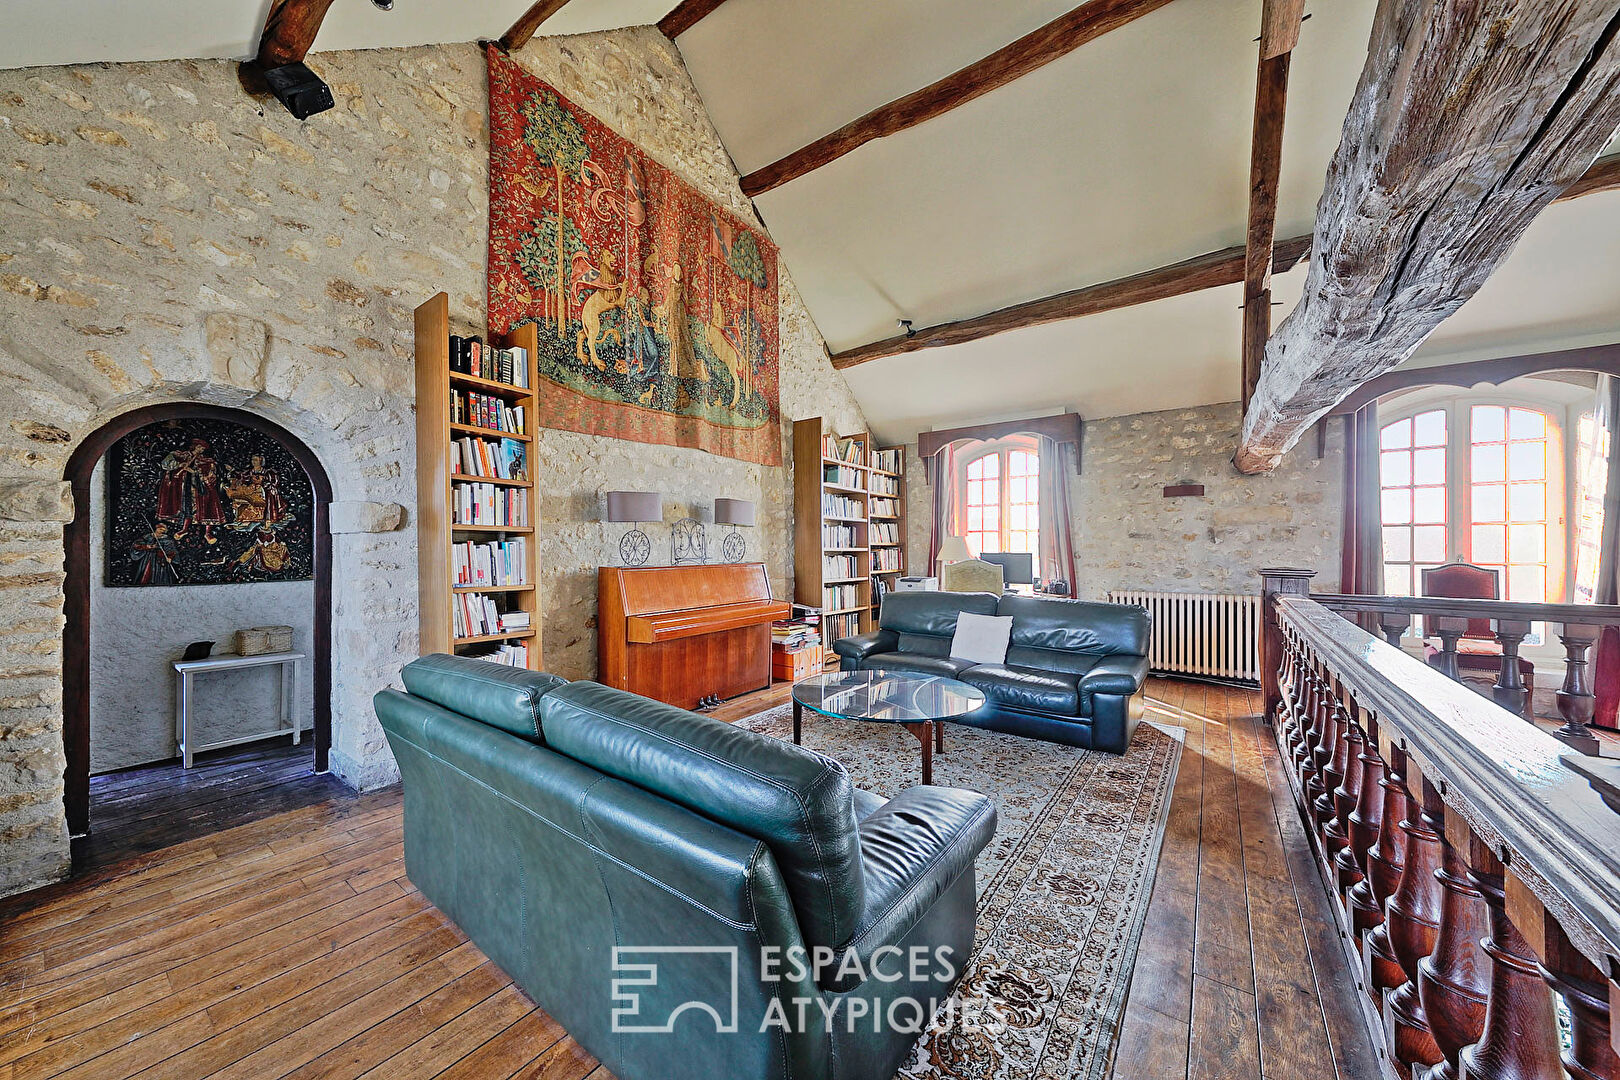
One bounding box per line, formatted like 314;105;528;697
957;437;1040;557
1379;395;1568;603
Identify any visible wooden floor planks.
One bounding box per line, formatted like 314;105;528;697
0;678;1375;1080
1113;679;1380;1080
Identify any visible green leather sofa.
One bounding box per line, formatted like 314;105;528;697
374;654;996;1080
833;592;1150;754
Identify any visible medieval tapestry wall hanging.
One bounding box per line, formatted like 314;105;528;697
105;418;314;587
486;46;783;466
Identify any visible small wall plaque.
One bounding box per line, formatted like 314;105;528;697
1163;484;1205;498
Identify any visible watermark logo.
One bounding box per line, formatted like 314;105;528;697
610;946;740;1034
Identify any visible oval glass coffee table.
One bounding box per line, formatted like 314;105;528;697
791;670;986;785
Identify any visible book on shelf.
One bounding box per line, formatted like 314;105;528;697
453;538;528;587
470;642;529;667
453;483;529;527
869;496;898;517
821;492;864;519
823;583;860;612
872;547;903;572
872;448;902;473
821;523;859;549
870;521;900;545
870;473;898;496
451;389;526;434
448;335;530;388
822;611;861;646
821;434;865;464
453;436;527;481
453;591;528;639
822;464;863;489
822;553;859;579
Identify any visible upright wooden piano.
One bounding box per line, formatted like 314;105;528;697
598;563;791;709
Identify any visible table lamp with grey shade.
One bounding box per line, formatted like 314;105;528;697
605;490;660;567
715;498;755;562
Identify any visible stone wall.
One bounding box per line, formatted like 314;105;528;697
0;29;863;896
900;401;1343;599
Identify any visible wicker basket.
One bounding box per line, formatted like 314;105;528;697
237;625;294;656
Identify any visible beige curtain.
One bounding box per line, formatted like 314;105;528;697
1036;437;1077;592
928;441;959;574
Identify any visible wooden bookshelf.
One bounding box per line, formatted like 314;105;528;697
868;444;907;613
793;418;909;668
415;292;543;670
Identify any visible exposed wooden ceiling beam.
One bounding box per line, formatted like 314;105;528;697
499;0;577;53
830;235;1312;370
1235;0;1620;474
825;149;1618;374
255;0;337;69
1240;0;1305;412
658;0;733;39
1557;152;1620;201
738;0;1177;198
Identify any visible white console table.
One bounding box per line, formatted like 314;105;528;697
173;651;305;768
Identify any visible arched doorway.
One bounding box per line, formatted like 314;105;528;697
61;403;333;838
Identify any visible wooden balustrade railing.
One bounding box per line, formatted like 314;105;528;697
1302;590;1620;757
1259;568;1620;1080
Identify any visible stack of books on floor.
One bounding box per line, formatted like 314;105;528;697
772;611;824;681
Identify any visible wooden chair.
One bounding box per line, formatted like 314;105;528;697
941;558;1004;593
1420;561;1535;719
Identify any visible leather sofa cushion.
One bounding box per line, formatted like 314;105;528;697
400;653;568;742
997;594;1151;657
540;681;865;953
960;663;1081;716
863;653;976;679
879;591;998;639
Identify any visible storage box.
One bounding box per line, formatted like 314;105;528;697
237;625;294;655
772;644;823;681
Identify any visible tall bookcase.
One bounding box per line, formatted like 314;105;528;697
415;292;543;669
792;418;907;668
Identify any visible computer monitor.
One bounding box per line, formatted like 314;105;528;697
979;552;1034;585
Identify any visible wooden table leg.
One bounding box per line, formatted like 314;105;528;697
903;722;934;785
935;720;944;753
792;699;802;744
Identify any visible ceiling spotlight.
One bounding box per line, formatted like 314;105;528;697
372;0;393;9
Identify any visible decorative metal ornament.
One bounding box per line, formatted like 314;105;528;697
619;527;652;567
722;529;746;563
670;517;708;564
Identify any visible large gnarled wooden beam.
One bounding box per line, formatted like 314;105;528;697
499;0;578;53
830;235;1312;369
739;0;1176;197
1236;0;1620;474
255;0;338;69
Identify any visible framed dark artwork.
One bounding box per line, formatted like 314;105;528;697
105;418;314;587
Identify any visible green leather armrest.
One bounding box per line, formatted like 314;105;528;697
1078;654;1149;712
824;786;997;992
832;629;896;662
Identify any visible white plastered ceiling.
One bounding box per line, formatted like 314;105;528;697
674;0;1620;441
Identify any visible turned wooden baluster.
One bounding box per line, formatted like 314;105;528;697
1554;622;1603;756
1327;702;1367;873
1357;743;1409;995
1294;666;1323;777
1419;819;1494;1080
1431;615;1467;682
1280;634;1304;751
1340;712;1385;909
1379;609;1413;647
1315;698;1355;844
1454;841;1564;1080
1492;619;1532;719
1304;674;1337;809
1384;775;1447;1069
1538;919;1620;1080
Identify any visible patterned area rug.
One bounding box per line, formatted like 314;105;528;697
736;705;1183;1080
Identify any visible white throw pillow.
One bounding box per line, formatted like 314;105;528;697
950;612;1013;666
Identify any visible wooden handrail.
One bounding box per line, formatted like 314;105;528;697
1275;595;1620;969
1311;592;1620;626
1261;575;1620;1080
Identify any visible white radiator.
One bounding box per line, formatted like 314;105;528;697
1107;590;1262;682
